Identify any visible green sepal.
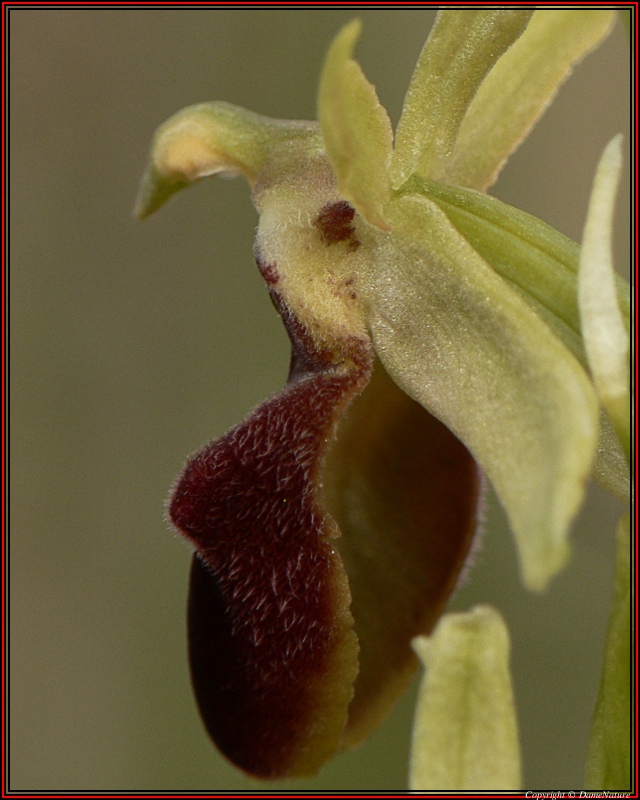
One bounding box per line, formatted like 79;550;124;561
410;606;521;790
391;10;533;188
446;9;616;190
363;192;599;590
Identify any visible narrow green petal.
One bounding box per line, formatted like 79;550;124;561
585;515;631;790
447;9;615;190
390;10;533;189
410;606;521;791
318;20;393;230
579;136;630;463
363;194;599;590
323;360;481;747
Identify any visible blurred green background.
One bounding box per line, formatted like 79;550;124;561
10;9;630;792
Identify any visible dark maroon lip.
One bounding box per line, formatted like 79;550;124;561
168;261;373;777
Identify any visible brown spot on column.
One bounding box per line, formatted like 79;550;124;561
315;201;360;250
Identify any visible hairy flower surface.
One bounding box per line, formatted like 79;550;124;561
136;10;627;779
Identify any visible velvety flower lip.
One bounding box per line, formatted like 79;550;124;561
170;307;371;778
137;9;624;780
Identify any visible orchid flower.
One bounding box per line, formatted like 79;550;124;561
135;10;629;782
